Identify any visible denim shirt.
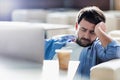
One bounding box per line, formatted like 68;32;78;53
76;39;120;79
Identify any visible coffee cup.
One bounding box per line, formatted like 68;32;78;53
55;49;72;70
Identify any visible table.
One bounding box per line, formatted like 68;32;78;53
0;56;79;80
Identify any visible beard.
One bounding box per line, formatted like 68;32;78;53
76;38;93;47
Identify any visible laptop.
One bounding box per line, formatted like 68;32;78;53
0;22;45;64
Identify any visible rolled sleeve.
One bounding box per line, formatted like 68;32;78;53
97;40;120;61
105;40;120;49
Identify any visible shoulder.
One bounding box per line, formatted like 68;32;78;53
92;39;120;50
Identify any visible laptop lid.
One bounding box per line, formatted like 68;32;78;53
0;22;45;63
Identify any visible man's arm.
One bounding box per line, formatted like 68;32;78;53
94;22;113;47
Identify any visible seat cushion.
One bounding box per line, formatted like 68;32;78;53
90;59;120;80
108;30;120;43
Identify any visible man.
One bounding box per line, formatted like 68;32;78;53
45;6;120;79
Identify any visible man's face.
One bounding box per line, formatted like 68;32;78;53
76;19;97;47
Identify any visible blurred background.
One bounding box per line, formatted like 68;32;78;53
0;0;119;21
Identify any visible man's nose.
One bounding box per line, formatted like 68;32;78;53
84;32;90;39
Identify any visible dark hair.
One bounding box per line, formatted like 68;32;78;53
77;6;106;25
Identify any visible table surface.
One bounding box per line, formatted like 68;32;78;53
0;56;79;80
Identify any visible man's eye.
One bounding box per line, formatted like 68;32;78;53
80;28;86;32
90;31;95;34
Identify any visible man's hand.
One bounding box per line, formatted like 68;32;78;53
94;22;106;35
94;22;112;47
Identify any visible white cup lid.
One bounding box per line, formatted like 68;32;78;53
55;49;72;53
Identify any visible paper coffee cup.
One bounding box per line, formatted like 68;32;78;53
55;49;72;70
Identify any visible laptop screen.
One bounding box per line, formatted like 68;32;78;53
0;22;45;63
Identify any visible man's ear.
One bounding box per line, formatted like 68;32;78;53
75;22;78;30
